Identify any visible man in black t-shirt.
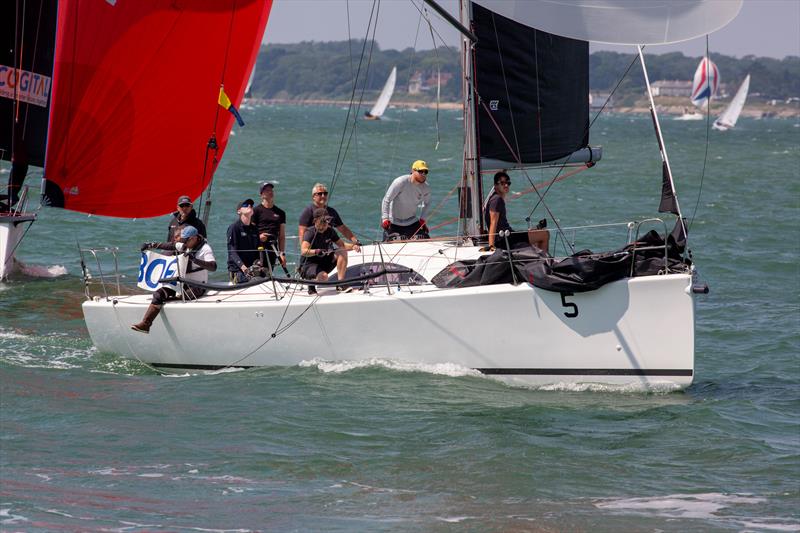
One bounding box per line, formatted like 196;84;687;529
300;208;361;294
251;182;287;272
297;182;360;251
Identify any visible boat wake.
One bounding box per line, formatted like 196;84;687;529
15;260;68;278
299;357;482;378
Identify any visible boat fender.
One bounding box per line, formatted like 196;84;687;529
692;283;710;294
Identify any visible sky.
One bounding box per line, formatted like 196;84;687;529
264;0;800;59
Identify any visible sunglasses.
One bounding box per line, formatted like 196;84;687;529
178;203;192;207
314;191;329;196
415;169;429;175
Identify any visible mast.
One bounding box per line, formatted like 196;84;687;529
638;45;687;236
459;0;481;238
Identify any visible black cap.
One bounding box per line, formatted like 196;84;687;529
177;195;192;206
238;198;255;210
260;182;275;193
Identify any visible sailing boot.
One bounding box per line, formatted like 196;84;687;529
131;304;161;334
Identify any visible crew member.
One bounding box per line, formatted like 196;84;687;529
381;159;431;240
226;198;260;284
251;182;287;272
300;208;361;295
167;195;207;243
298;183;360;249
484;171;549;252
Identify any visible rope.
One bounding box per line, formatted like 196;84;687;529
688;36;712;237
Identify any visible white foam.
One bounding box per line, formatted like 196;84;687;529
0;508;29;524
533;380;682;394
0;331;27;340
16;261;68;278
300;357;481;378
595;492;766;520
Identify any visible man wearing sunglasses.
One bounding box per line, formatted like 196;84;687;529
380;159;431;241
300;208;361;295
297;182;359;248
166;195;207;244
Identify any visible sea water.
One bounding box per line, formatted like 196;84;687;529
1;107;798;531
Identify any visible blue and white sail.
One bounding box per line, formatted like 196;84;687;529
690;57;720;108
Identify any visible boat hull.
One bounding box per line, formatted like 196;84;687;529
0;213;36;279
83;273;695;389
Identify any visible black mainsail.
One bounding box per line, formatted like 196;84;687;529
471;1;589;167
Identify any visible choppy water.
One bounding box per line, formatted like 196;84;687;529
1;106;799;531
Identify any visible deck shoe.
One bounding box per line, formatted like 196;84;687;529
336;286;353;293
307;285;317;295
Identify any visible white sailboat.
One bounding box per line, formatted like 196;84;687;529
81;0;742;390
713;74;750;131
675;56;719;120
364;66;397;120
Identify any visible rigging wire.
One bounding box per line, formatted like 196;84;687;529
329;0;379;197
688;36;712;236
345;0;360;179
525;51;641;222
198;0;239;225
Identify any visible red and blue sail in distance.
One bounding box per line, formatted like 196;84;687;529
43;0;272;217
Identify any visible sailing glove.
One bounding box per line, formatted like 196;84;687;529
381;219;391;230
140;242;158;251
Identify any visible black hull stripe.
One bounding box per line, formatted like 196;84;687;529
477;368;693;376
150;363;692;377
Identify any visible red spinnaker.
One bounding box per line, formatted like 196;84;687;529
44;0;272;218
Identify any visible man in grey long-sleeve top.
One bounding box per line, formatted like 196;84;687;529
380;159;432;241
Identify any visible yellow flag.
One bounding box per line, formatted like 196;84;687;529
218;87;232;109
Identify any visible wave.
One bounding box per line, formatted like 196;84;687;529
299;357;481;378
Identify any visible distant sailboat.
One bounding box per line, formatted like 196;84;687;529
676;57;719;120
364;66;396;120
713;74;750;131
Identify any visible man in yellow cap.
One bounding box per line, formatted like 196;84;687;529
380;159;431;241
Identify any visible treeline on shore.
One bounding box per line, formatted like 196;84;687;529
249;40;800;103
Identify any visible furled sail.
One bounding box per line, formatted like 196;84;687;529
472;0;743;45
0;1;58;206
42;0;272;218
367;66;397;118
690;57;720;108
472;1;589;167
714;74;750;130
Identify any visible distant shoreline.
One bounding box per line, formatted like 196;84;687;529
248;97;799;118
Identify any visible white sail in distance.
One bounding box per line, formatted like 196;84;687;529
714;74;750;130
368;66;397;118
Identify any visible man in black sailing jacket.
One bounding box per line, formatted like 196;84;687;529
166;195;207;243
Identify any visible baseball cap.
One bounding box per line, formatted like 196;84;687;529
238;198;255;209
177;195;192;206
411;160;428;172
260;182;275;193
181;226;199;239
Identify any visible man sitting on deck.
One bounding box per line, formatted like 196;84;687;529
132;226;217;333
299;208;360;295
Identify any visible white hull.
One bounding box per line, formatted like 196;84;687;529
0;213;36;280
83;242;696;389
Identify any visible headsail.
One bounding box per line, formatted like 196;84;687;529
472;0;743;45
0;1;58;206
690;57;720;109
714;74;750;130
367;66;397;119
42;0;272;218
471;2;589;167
